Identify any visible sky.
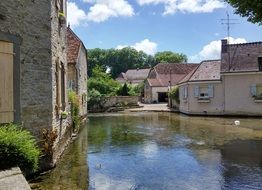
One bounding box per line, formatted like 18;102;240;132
67;0;262;63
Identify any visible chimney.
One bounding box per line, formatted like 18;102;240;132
221;39;228;53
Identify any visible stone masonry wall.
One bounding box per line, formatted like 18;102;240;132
76;44;88;116
50;0;72;164
0;0;53;137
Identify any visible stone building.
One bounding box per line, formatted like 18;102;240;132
116;68;150;85
0;0;75;169
67;27;88;117
144;63;198;103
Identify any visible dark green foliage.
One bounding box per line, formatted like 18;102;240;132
68;90;80;131
87;66;120;96
225;0;262;25
117;83;130;96
0;124;40;175
155;51;188;63
169;86;180;104
88;47;157;78
87;89;103;109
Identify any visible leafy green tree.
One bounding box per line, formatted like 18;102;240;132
225;0;262;25
88;47;158;78
87;66;120;95
155;51;187;63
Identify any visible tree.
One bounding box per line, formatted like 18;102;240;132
155;51;187;63
87;66;120;95
225;0;262;25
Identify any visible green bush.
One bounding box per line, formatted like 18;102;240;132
0;124;40;174
169;86;180;104
87;88;104;109
68;90;80;131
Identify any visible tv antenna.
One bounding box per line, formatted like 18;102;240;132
221;11;239;68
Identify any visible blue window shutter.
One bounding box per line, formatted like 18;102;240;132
194;86;199;97
208;85;214;98
250;84;256;96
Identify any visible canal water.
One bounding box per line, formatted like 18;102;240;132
31;112;262;190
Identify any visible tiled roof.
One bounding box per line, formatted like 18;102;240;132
116;68;150;84
147;63;198;87
125;68;150;80
179;60;221;84
67;27;81;64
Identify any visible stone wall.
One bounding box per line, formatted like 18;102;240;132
76;44;88;116
103;96;139;108
0;0;53;137
0;0;73;169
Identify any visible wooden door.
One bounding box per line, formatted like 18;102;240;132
0;41;14;123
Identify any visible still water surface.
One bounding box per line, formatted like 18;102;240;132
32;112;262;190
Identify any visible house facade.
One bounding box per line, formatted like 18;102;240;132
144;63;198;103
67;27;88;117
116;68;150;85
178;60;224;115
177;40;262;116
0;0;75;169
221;39;262;116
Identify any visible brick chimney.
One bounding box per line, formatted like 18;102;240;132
221;39;228;53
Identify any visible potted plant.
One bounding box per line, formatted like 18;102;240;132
58;12;66;24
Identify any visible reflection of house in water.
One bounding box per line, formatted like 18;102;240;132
221;140;262;189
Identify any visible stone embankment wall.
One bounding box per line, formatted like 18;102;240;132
0;168;31;190
89;96;139;112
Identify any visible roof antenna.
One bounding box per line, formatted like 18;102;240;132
221;11;239;69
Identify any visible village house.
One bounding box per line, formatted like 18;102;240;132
67;27;88;117
116;68;150;85
177;39;262;116
144;63;198;103
221;39;262;116
178;60;223;115
0;0;87;169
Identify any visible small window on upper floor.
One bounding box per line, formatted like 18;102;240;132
258;57;262;71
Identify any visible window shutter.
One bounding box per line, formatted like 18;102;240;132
194;86;199;97
208;85;214;98
250;84;256;96
185;86;188;98
182;86;185;98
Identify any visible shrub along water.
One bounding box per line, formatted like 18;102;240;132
0;124;40;175
68;90;81;132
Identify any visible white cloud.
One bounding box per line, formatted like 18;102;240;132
116;39;158;55
84;0;134;22
67;2;88;28
189;37;247;62
137;0;225;15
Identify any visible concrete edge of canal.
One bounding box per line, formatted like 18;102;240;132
0;167;31;190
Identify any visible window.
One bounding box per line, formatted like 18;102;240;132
61;62;66;111
194;85;214;100
182;86;188;99
251;84;262;100
258;57;262;71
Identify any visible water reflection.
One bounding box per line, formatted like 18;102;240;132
33;112;262;190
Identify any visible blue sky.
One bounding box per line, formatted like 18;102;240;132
67;0;262;62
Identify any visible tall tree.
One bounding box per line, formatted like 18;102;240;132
225;0;262;25
154;51;187;63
